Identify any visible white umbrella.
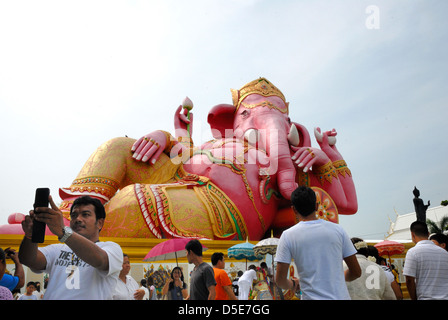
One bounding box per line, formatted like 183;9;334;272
254;232;281;299
253;235;280;256
254;231;280;279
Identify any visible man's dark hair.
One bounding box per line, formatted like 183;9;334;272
291;186;316;217
211;252;224;266
70;196;106;220
185;239;203;256
410;220;429;238
429;233;448;250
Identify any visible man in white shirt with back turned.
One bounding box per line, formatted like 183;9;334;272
403;221;448;300
275;186;361;300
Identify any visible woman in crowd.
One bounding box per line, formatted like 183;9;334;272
162;266;188;300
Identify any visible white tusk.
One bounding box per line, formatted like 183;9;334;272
288;124;300;147
244;129;260;145
314;127;323;142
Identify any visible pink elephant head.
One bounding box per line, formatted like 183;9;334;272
207;78;311;200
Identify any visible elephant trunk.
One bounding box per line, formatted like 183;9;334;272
267;128;297;200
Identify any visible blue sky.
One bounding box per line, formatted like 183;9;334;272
0;0;447;240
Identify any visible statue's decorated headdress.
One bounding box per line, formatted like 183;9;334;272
231;77;289;114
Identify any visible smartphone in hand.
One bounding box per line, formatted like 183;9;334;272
31;188;50;243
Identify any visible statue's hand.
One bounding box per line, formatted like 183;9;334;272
131;130;168;164
174;104;193;138
314;127;342;161
315;127;337;146
291;146;329;172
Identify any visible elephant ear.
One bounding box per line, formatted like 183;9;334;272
207;103;236;139
293;122;311;147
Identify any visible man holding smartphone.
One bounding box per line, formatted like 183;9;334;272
19;194;123;300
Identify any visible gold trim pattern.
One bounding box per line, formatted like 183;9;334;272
332;160;352;177
67;176;119;200
240;100;288;114
315;161;338;186
231;77;287;111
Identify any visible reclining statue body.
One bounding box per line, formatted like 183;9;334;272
58;78;358;240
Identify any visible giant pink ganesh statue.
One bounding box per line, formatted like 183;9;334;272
1;78;357;240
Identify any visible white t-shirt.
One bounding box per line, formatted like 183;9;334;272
113;275;140;300
238;269;257;284
381;265;395;283
403;240;448;300
141;285;150;300
36;241;123;300
275;219;356;300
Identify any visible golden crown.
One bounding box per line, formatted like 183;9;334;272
231;77;287;112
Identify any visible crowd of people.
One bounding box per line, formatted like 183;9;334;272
274;186;448;300
1;186;448;300
0;238;263;300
